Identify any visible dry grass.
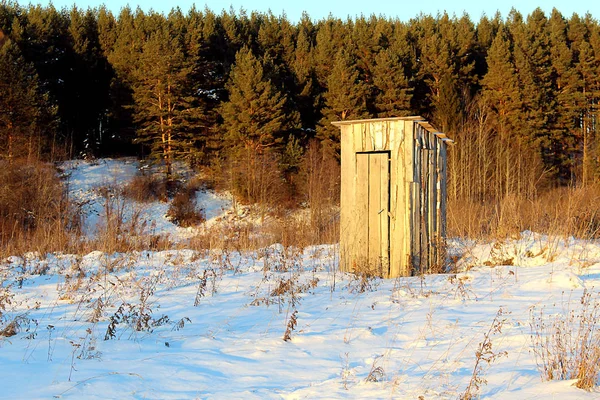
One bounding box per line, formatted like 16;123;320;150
0;160;80;256
448;184;600;240
530;289;600;390
461;307;509;399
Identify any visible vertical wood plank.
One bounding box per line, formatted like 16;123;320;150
389;122;401;278
353;123;363;152
430;137;437;271
368;153;381;274
404;120;416;276
365;123;374;151
340;125;354;272
421;147;429;273
411;181;420;274
440;144;448;239
379;153;390;277
355;153;369;272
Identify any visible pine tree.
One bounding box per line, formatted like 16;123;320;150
291;25;318;131
509;9;555;170
96;6;117;55
372;47;412;117
577;39;600;183
313;17;346;87
181;7;223;163
104;6;145;147
482;28;521;134
131;23;202;179
12;5;70;148
66;7;113;156
0;37;55;161
316;48;369;156
481;27;523;197
219;46;295;154
412;14;460;128
219;46;298;205
548;9;583;182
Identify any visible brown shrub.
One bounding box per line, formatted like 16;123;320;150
225;150;293;215
166;189;205;228
123;173;167;203
0;160;79;255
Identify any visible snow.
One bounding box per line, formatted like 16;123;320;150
59;158;233;240
2;159;600;398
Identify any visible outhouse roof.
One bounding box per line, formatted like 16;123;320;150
331;116;454;144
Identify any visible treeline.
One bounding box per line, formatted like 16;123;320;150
1;4;600;230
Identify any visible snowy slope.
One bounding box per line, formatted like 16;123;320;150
60;158;232;240
1;160;600;399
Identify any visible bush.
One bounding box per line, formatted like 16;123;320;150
166;190;205;228
0;160;78;255
123;173;167;203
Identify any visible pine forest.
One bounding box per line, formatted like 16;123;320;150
2;3;600;239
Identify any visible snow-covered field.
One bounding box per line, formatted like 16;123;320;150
2;159;600;399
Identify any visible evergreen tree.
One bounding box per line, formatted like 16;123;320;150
0;37;55;161
577;39;600;183
12;5;71;147
509;8;555;162
481;27;523;197
372;47;412;117
219;46;296;154
548;9;583;182
313;17;345;87
316;48;369;156
96;6;117;54
291;25;318;131
482;28;521;135
67;7;113;156
104;6;145;146
182;7;223;162
131;23;203;179
412;14;457;125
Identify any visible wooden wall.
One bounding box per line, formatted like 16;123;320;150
411;121;449;274
335;117;450;278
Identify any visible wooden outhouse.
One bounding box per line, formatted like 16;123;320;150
333;116;452;278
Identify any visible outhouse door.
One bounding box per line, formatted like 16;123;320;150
356;152;390;275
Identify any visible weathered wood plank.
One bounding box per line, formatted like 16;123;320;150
389;122;402;278
355;153;369;272
405;120;416;275
411;181;420;274
368;153;379;273
440;145;448;238
354;123;364;152
430;134;438;270
420;147;429;274
340;124;355;272
331;116;425;126
379;152;390;277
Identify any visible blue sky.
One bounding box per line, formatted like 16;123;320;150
36;0;599;21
